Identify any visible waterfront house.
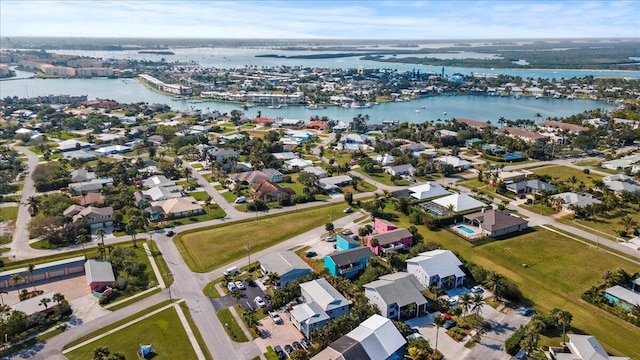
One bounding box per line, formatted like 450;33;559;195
463;209;528;237
260;251;312;289
290;278;351;338
324;247;374;278
406;250;466;289
311;314;406;360
363;273;428;319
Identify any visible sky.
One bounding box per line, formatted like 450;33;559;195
1;0;639;40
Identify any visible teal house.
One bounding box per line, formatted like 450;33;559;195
336;234;360;252
324;247;374;278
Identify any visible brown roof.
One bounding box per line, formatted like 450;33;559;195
464;209;528;232
251;180;295;200
500;127;546;141
455;118;491;129
540;120;589;133
72;192;104;205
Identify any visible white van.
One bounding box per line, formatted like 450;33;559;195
224;266;239;276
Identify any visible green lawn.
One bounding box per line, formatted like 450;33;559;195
519;203;557;216
556;202;640;239
189;191;211;202
65;306;202;360
0;206;19;221
457;179;487;190
174;203;348;272
0;183;22;194
575;160;599;167
168;205;226;226
530;165;602;184
353;168;410;186
217;308;249;342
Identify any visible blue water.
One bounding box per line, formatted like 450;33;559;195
457;225;476;235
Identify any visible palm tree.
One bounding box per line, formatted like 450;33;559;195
243;309;258;328
266;272;280;287
231;290;242;304
619;216;638;235
184;166;192;183
27;196;39;216
446;203;455;216
433;315;446;352
39;297;52;310
471;293;486;317
27;264;36;291
555;310;573;344
52;292;65;305
96;227;106;247
459;293;473;317
486;272;505;300
405;347;424;360
11;274;23;290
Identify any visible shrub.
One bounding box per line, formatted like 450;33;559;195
113;277;129;290
583;169;590;174
505;326;526;355
448;327;466;341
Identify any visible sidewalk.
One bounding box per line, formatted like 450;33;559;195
143;242;166;289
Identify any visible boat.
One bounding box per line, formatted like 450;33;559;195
306;104;326;110
443;112;447;115
421;106;426;109
415;109;421;113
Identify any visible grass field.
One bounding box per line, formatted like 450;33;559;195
65;305;202;360
353;167;410;186
174;203;348;272
530;165;602;184
574;160;599;167
217;308;249;342
377;201;640;357
519;203;557;216
189;191;211;202
0;206;19;221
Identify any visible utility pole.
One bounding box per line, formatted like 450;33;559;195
164;272;174;301
245;245;251;268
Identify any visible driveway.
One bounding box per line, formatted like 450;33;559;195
464;308;531;360
406;313;471;360
255;310;304;354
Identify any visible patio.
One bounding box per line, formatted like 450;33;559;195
449;223;483;239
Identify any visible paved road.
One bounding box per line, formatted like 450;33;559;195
8;146;40;259
465;309;530;360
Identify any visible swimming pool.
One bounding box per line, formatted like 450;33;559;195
456;225;476;235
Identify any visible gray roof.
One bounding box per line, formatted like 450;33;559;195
364;273;427;308
84;260;115;285
260;251;312;277
552;192;602;208
327;336;370;360
506;179;557;193
300;278;350;312
604;180;640;194
372;228;413;245
606;285;640;306
327;247;374;267
464;209;528;232
387;164;415;173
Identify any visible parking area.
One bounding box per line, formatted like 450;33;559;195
3;273;91;306
212;278;268;311
406;312;471;360
254;309;307;355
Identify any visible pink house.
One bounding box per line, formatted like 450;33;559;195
367;219;413;256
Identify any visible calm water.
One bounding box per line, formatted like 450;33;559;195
29;47;640;79
0;75;613;124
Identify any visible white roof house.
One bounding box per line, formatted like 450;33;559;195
285;158;314;169
430;193;487;214
374;154;395;166
552;334;631;360
552;192;602;211
291;278;351;338
143;185;184;202
408;182;451;200
57;139;91;152
260;251;312;289
301;166;328;179
406;250;466;289
436;156;472;169
142;175;176;188
150;196;203;217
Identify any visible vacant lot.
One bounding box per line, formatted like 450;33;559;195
175;203;348;272
65;305;202;360
530;165;602;184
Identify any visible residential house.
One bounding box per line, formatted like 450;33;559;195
285;158;314;170
336;234;361;251
95;145;132;155
399;142;426;153
301;166;328;179
72;206;113;229
463;209;528;237
318;175;352;192
406;249;466;289
423;193;487;215
436;156;472;170
141;185;184;202
324;247;374;278
455;118;491;129
251;179;295;202
63;204;85;217
149;196;204;219
261;168;284;183
57;139;91;152
232;171;270;185
499;127;547;145
142;175;175;188
506;179;557;194
539;120;589;134
603;174;640;194
604;284;640;311
260;251;312;289
366;228;413;256
551;192;602;212
374;154;395;166
70;168;96;183
385;164;416;177
363;273;428;319
311;314;406;360
435;129;458;138
68;178;114;193
498;170;533;184
71;192;104;206
85;260;115;291
343;133;367;144
601;154;640;172
290;278;351;338
408;182;451;201
206;147;239;163
550;334;631;360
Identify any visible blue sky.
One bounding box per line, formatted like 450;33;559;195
1;0;638;39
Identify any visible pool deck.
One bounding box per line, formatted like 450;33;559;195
450;223;484;239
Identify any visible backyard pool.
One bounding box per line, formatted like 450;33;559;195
456;225;476;235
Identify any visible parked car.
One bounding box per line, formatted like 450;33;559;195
254;296;266;308
342;229;353;235
519;307;535;316
343;207;352;213
305;251;317;258
447;296;459;307
471;286;484;294
284;344;294;354
300;338;311;349
227;282;238;292
325;236;336;242
274;345;286;360
269;311;283;324
224;266;239;276
235;281;246;290
166;230;175;237
245;277;256;287
263;294;271;300
234;196;247;204
292;341;303;351
444;319;457;330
